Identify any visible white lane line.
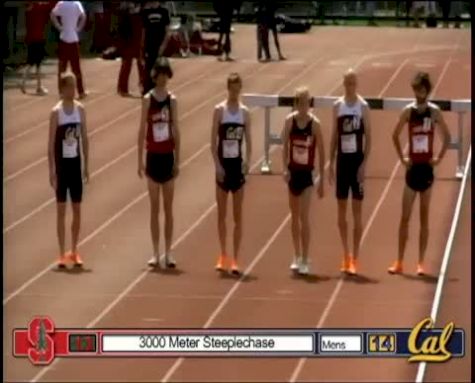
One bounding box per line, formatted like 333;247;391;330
415;148;471;383
289;35;461;383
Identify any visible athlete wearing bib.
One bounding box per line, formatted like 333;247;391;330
212;73;252;276
282;87;325;276
389;72;450;276
145;90;176;184
138;57;180;270
329;70;372;276
48;72;89;268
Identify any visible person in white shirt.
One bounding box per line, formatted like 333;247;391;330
51;1;88;99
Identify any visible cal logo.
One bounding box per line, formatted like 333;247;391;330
407;317;454;362
368;334;396;353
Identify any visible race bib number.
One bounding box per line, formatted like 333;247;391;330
341;134;357;153
412;134;429;153
222;139;239;158
292;145;309;165
152;122;170;142
62;138;78;158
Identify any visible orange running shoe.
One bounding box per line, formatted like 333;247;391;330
70;252;83;267
347;257;358;276
416;263;425;276
230;258;241;276
340;254;350;273
388;260;403;274
57;253;68;269
215;254;227;272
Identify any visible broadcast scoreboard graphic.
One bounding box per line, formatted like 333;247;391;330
13;317;464;365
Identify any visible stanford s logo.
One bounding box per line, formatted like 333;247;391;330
27;317;55;365
407;317;453;362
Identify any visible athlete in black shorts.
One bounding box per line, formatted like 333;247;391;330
389;72;450;276
138;57;180;269
329;69;372;276
211;73;252;275
282;87;325;276
47;72;89;268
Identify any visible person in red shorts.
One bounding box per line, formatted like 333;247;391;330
51;1;88;99
48;72;89;268
389;72;450;276
282;87;325;275
137;57;181;269
211;73;252;276
21;1;52;95
117;1;144;96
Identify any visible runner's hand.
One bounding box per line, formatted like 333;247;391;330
402;157;412;168
242;162;249;175
138;161;145;178
283;170;290;183
49;173;57;190
317;182;324;199
83;169;89;184
430;157;441;166
328;165;335;185
357;163;365;183
173;164;180;178
216;163;225;183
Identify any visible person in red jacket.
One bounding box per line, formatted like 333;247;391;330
21;1;52;95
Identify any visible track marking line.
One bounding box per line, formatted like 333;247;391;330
289;35;462;383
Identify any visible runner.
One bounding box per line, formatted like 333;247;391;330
211;73;252;276
389;72;450;275
282;87;325;275
137;57;180;269
329;69;372;276
47;72;89;269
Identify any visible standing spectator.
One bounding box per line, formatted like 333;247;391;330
117;1;144;96
141;1;171;95
51;1;88;99
266;1;286;60
256;1;271;62
439;0;451;27
90;1;106;53
214;0;235;61
21;1;52;95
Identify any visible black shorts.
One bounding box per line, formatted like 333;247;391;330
336;156;364;200
27;42;46;66
146;151;175;184
405;163;434;192
288;170;314;196
217;161;245;193
56;166;83;203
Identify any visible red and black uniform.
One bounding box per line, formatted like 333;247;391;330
405;102;435;192
336;98;366;200
217;104;246;193
287;116;316;196
54;102;83;203
145;91;175;184
25;1;51;66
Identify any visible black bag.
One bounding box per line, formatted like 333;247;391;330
426;13;437;28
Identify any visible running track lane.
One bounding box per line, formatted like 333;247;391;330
31;28;470;382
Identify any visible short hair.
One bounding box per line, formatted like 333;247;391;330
411;72;432;93
294;86;310;103
59;72;76;89
151;56;173;80
343;68;357;81
227;72;242;88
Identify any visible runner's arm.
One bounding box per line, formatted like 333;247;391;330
329;103;338;168
281;116;291;170
244;107;252;168
314;118;325;177
210;106;221;167
171;96;180;167
79;105;89;176
138;96;150;166
432;107;450;164
392;107;410;163
48;109;58;176
362;103;372;165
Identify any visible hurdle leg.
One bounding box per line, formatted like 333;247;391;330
455;112;465;180
261;106;272;174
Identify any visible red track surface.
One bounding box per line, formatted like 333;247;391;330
3;25;471;382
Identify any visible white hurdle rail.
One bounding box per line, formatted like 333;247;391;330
242;94;471;179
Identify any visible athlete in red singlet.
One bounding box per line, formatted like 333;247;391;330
282;87;325;276
389;72;450;276
138;57;181;269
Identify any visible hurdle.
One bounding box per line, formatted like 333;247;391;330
242;94;471;179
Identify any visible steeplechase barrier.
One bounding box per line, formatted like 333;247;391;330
242;94;471;179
